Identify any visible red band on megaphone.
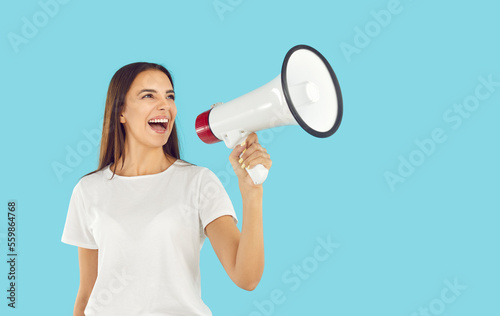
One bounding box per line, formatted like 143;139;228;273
195;109;221;144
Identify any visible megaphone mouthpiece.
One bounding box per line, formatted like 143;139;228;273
195;109;220;144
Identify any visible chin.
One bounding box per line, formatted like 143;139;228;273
146;137;169;149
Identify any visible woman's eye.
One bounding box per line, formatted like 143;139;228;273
167;95;175;101
142;94;153;99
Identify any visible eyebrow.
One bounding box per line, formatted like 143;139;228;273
137;89;175;96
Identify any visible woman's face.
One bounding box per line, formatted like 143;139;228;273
119;69;177;150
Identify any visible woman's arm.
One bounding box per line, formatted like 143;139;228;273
73;247;98;316
205;132;271;291
205;188;264;291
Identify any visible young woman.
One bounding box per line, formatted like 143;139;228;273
61;62;272;316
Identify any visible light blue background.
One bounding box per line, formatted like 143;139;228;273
1;0;499;315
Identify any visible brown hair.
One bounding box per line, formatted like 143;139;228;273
83;62;191;179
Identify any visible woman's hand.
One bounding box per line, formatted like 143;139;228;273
229;132;272;191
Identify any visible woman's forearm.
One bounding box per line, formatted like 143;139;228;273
234;186;264;290
73;290;90;316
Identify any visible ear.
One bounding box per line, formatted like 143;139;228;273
119;113;126;124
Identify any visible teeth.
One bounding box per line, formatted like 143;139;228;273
148;118;169;123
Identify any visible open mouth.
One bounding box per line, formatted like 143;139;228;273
148;118;169;132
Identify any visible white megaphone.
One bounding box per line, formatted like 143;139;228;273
195;44;343;185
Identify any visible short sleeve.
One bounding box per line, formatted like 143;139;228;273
199;168;238;238
61;181;98;249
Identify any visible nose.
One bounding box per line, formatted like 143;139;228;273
157;98;169;111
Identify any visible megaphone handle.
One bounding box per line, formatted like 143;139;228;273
236;135;269;185
246;164;269;185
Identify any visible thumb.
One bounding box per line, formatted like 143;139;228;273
229;142;250;180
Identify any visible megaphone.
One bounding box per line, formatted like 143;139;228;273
195;44;343;185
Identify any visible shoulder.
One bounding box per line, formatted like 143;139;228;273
175;160;225;186
175;159;211;177
74;166;110;196
80;167;108;184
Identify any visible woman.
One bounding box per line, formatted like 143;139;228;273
61;62;272;316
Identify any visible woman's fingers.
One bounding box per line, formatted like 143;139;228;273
241;149;272;170
229;142;246;164
228;132;272;186
229;142;248;178
244;132;259;146
238;140;272;171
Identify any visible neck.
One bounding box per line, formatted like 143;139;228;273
111;141;175;177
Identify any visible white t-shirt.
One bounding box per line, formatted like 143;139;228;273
61;159;238;316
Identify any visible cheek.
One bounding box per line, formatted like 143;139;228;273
172;106;178;119
124;106;148;128
130;115;145;129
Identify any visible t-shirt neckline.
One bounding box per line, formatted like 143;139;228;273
105;159;179;179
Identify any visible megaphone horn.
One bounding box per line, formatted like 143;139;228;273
195;44;343;185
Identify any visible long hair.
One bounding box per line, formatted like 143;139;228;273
83;62;190;179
